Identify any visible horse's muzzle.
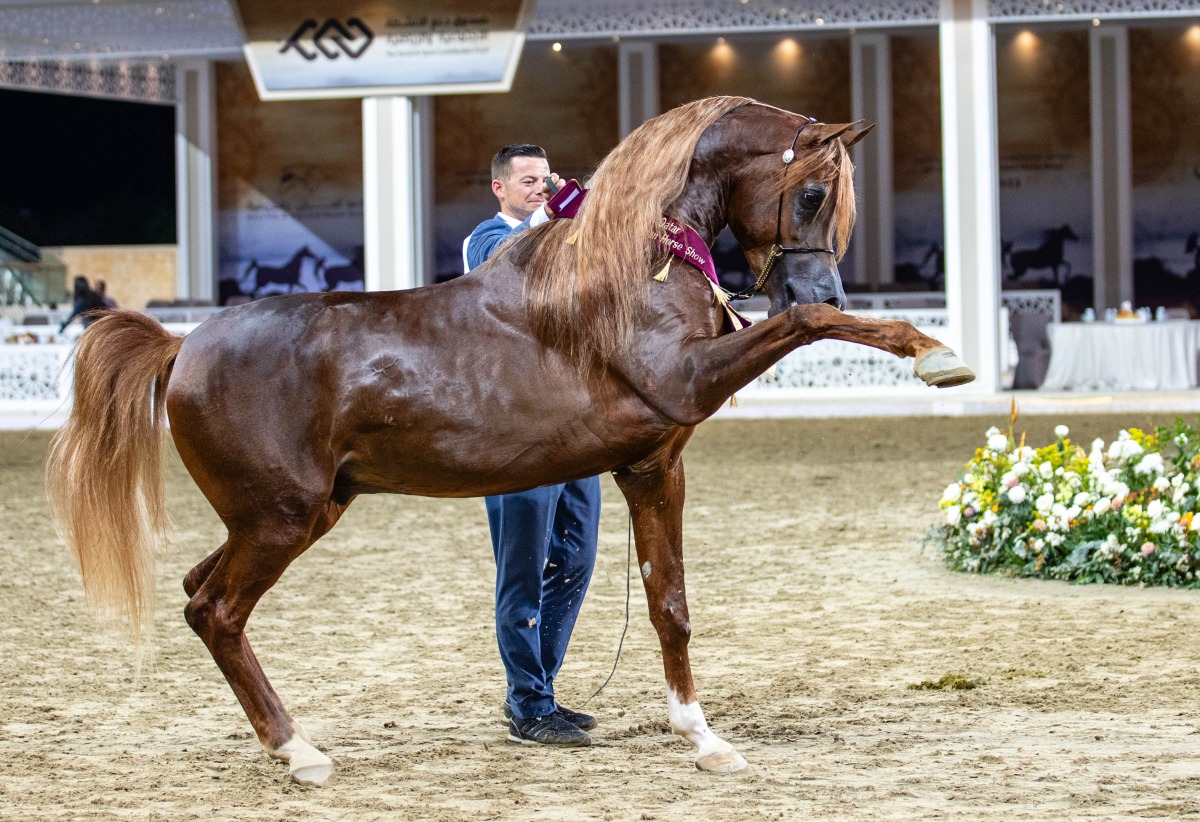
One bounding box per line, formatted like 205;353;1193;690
770;272;846;315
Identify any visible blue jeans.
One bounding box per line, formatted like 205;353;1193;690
485;476;600;721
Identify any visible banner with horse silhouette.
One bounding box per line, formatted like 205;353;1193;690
215;62;365;305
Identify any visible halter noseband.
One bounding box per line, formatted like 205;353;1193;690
727;116;835;302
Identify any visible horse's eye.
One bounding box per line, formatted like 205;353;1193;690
801;188;825;209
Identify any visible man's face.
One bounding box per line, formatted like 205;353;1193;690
493;155;551;221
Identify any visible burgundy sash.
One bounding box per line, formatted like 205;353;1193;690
546;182;752;333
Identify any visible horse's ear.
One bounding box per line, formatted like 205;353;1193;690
815;120;867;145
839;122;875;148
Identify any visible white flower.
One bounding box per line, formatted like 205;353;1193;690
1093;498;1111;516
1135;453;1164;475
988;433;1010;452
985;426;1000;438
1055;425;1070;439
945;505;961;526
1039;462;1054;479
1035;493;1054;514
1108;434;1144;461
1150;519;1172;535
1073;492;1091;508
1007;485;1027;504
1066;505;1082;520
1111;482;1130;504
1153;476;1170;492
1092;437;1106;453
942;483;962;503
1012;462;1030;477
1147;499;1164;518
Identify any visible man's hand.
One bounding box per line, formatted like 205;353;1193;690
542;173;564;217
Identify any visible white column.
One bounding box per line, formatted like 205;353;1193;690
850;32;894;288
939;0;1001;392
1090;24;1132;310
363;95;426;292
618;40;659;137
174;59;217;302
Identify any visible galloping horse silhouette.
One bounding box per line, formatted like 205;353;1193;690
1010;224;1079;283
318;246;365;291
47;98;974;786
242;246;320;295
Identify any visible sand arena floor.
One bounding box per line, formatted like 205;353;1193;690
2;413;1199;820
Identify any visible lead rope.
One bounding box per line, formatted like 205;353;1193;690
582;512;633;706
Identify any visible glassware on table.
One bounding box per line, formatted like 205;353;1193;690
1081;307;1095;323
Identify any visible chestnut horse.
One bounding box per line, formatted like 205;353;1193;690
47;97;973;785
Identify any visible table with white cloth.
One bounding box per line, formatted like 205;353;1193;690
1040;320;1200;391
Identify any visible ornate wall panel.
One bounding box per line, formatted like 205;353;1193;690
989;0;1200;20
0;0;240;61
529;0;940;38
0;345;71;402
0;59;175;103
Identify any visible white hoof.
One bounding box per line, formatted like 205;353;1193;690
914;348;975;388
695;749;748;773
268;735;334;787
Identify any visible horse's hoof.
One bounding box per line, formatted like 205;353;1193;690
290;756;334;787
914;348;976;388
695;749;748;773
269;735;334;787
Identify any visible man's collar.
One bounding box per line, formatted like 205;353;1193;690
496;212;522;228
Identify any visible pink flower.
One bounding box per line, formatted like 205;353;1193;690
1032;519;1047;532
963;508;975;518
1141;542;1156;556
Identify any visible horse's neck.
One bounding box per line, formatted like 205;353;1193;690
672;175;726;245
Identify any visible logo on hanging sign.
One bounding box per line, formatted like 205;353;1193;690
280;18;375;61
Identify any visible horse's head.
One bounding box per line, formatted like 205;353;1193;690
1058;225;1079;242
720;111;872;317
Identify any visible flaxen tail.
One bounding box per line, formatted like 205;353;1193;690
46;310;183;645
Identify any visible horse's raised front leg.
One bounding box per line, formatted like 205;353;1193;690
784;303;975;387
613;452;747;774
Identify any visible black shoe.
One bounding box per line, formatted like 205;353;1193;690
555;704;597;731
503;701;597;731
507;712;591;747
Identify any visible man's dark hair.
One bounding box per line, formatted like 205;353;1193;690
491;144;547;181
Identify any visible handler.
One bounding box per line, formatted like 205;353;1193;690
464;144;602;748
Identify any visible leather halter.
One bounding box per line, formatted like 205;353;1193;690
726;116;836;302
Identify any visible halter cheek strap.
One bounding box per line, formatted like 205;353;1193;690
726;116;835;302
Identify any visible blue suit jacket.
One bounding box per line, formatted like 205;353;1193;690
464;213;533;273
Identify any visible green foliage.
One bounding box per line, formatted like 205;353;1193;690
926;418;1200;588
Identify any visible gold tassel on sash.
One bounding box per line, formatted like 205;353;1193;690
653;261;671;282
565;229;580;245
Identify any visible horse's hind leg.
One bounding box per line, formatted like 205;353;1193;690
185;499;349;786
183;542;225;598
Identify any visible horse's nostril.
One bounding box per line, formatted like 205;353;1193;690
823;295;842;308
785;283;797;304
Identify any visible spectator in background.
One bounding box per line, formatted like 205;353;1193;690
94;279;118;309
59;276;107;331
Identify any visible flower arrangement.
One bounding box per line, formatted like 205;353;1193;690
926;412;1200;588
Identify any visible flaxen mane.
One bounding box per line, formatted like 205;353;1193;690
520;96;752;366
517;96;856;368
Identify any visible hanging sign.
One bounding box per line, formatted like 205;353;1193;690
233;0;535;101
